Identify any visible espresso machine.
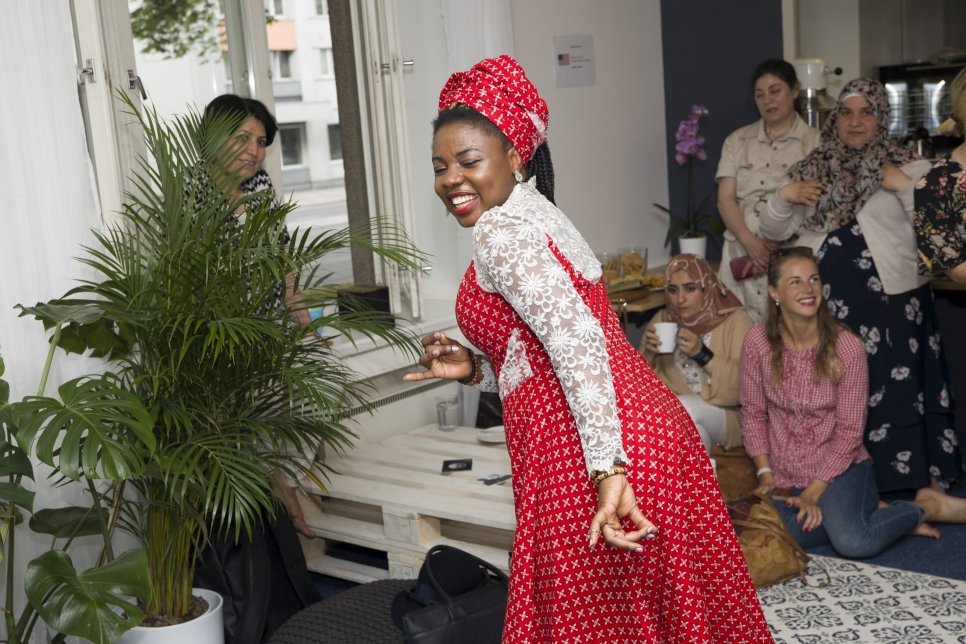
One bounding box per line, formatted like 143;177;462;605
794;58;843;129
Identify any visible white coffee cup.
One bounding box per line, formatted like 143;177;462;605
654;322;679;353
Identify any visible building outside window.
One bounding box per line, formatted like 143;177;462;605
279;123;305;166
328;123;342;161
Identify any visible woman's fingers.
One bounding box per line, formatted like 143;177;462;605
588;503;657;551
403;331;468;381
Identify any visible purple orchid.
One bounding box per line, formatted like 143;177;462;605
673;104;709;165
654;104;721;247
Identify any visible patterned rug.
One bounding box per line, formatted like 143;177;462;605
759;555;966;643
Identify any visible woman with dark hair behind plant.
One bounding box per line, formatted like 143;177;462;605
740;247;966;556
716;59;819;321
191;94;321;644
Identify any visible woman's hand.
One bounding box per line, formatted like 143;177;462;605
739;234;780;275
779;180;823;207
402;332;474;382
787;479;828;532
676;327;703;358
588;474;657;551
643;326;660;354
881;164;912;193
285;273;313;326
753;471;775;497
271;471;315;539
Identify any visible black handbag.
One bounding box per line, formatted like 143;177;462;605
390;545;509;644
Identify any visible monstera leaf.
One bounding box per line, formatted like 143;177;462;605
12;376;156;481
25;548;150;644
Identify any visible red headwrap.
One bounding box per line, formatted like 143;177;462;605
438;54;549;164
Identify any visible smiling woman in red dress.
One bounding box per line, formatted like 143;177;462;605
404;55;770;643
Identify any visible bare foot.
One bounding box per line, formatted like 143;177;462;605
915;487;966;523
911;520;941;539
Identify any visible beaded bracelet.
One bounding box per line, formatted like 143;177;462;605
457;348;481;385
592;466;628;486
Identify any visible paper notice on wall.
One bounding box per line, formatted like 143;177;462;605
554;34;595;88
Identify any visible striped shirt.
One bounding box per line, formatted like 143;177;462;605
739;323;870;488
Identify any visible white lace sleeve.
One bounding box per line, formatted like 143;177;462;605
474;215;628;476
466;358;498;393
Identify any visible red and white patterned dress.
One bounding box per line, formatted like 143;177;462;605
456;180;771;643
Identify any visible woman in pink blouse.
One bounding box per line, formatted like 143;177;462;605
739;246;966;556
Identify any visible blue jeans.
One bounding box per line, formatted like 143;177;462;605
773;461;923;558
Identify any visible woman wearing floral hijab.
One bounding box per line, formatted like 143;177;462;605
641;254;753;453
759;78;960;496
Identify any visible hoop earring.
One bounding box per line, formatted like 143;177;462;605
513;170;523;182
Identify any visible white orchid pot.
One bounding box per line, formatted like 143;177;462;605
678;235;707;258
116;588;224;644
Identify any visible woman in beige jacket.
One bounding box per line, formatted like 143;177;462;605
641;255;754;452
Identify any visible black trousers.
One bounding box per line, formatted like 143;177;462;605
194;508;322;644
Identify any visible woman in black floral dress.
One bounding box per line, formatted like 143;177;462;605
759;78;961;494
914;66;966;283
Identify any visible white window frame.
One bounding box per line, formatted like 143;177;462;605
73;0;423;359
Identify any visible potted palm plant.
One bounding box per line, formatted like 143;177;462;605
11;97;423;638
653;104;723;257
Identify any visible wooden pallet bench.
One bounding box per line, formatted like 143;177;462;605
298;424;516;582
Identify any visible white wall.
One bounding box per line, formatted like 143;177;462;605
796;0;861;97
511;0;669;264
400;0;670;308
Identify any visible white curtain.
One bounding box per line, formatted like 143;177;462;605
0;3;109;640
439;0;514;427
440;0;514;73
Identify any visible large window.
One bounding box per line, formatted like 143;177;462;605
86;0;424;330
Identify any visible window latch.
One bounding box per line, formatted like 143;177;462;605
78;58;96;84
128;70;147;100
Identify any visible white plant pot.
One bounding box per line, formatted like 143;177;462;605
678;236;707;258
116;588;224;644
